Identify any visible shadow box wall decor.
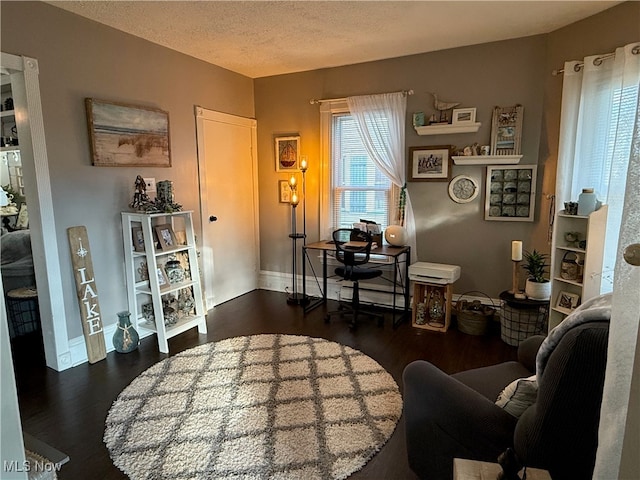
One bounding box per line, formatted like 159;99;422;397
275;135;300;172
85;99;171;167
408;145;453;182
490;105;523;156
485;165;537;222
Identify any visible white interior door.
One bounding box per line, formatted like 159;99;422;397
196;108;259;309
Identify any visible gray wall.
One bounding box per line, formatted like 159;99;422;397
1;0;638;340
1;1;254;339
254;1;639;298
255;35;547;297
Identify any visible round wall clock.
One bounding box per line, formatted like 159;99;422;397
449;175;479;203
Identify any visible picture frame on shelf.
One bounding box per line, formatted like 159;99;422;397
156;265;170;289
485;165;537;222
556;291;580;310
490;105;523;155
279;180;292;203
155;224;177;250
174;230;187;246
408;145;452;182
132;227;145;252
275;135;300;172
85;98;171;167
452;108;476;125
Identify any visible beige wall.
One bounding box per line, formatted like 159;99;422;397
1;1;254;339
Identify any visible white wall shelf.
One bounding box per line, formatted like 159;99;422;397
452;155;522;165
414;122;481;135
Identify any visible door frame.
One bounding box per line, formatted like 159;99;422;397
195;107;259;310
1;52;69;371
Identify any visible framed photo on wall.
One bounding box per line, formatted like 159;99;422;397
408;145;452;182
85;98;171;167
275;135;300;172
279;180;292;203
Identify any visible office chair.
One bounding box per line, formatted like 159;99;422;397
324;228;384;329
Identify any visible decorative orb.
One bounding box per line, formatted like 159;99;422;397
384;225;408;246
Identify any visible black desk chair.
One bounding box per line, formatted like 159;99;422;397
324;228;384;329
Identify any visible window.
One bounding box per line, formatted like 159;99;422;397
324;110;393;234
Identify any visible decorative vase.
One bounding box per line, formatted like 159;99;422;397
428;290;444;323
165;260;186;284
524;279;551;301
113;311;139;353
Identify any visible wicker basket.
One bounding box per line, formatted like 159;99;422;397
454;291;496;335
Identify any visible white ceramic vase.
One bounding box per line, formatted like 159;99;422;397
525;278;551;300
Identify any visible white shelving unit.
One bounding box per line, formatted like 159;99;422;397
121;211;207;353
414;122;481;135
548;206;608;331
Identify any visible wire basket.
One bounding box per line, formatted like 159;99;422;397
454;291;496;336
500;302;548;346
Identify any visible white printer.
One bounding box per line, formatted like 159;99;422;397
408;262;461;285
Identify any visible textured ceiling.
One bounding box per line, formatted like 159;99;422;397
46;1;620;78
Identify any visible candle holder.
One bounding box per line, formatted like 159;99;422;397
510;260;521;295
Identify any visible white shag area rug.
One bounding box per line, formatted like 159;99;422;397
104;334;402;479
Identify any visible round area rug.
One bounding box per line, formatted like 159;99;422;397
104;334;402;479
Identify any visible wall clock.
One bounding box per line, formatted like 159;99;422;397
448;175;479;203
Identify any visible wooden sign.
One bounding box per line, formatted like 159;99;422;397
67;226;106;363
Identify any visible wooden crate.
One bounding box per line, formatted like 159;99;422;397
412;281;453;332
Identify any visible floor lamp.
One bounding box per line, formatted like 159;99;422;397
287;171;307;305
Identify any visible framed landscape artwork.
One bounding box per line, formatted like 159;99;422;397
86;98;171;167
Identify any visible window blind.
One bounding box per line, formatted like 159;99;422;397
331;114;392;229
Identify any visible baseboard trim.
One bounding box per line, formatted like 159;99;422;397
68;321;154;367
66;276;501;367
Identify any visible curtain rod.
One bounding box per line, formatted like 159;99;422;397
552;44;640;76
309;89;414;105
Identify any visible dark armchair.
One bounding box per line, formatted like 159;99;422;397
403;294;611;479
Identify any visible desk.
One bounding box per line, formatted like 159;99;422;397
302;241;411;327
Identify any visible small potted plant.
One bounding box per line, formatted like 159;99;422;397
522;250;551;300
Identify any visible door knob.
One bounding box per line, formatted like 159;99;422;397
623;243;640;266
209;215;218;222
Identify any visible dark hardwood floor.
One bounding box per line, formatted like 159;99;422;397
12;289;517;479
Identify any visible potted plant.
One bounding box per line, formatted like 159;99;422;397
522;250;551;300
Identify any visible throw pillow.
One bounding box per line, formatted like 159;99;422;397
495;375;538;418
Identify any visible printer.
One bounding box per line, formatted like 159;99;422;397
409;262;461;285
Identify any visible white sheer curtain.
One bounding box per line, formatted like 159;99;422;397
346;92;417;255
594;83;640;480
556;43;640;291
